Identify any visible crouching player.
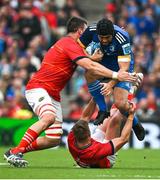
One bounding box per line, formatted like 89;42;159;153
68;98;135;168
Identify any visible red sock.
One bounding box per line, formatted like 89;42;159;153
11;128;38;154
23;140;39;153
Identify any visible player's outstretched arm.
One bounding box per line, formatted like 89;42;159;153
76;58;137;82
111;103;135;152
80;98;96;122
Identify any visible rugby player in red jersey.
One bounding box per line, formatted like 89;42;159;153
4;16;137;167
68;73;143;168
68;98;135;168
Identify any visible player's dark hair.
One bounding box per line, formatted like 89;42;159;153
96;18;114;36
67;16;87;33
72;120;90;143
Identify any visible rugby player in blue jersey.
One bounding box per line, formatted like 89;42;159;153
78;18;145;141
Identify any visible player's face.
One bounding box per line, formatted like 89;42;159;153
98;35;113;45
78;24;87;36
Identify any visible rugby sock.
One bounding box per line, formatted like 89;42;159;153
132;115;139;127
23;140;38;153
11;128;38;154
88;80;107;111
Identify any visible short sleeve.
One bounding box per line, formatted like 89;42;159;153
115;32;132;56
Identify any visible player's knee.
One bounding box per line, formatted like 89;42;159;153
114;100;127;112
40;114;56;130
45;137;61;147
85;71;100;82
85;71;93;82
110;114;121;127
45;123;63;140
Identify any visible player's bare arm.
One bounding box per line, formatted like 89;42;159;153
100;80;116;96
80;98;96;121
76;58;137;82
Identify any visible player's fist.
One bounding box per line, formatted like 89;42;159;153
117;71;137;82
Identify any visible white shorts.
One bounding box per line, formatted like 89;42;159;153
25;88;63;122
91;128;117;167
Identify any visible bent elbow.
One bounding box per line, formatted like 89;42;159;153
87;62;97;72
121;136;129;144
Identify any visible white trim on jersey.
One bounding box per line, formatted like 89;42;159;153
115;32;126;44
89;24;96;28
89;24;97;31
89;29;96;31
117;32;126;41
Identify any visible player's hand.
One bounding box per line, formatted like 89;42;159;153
90;48;103;62
129;102;136;114
117;71;137;82
100;82;113;96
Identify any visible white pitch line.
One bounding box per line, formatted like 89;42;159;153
0;163;9;166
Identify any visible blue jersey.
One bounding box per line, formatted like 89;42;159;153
79;24;134;73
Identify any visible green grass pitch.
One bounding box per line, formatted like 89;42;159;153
0;147;160;179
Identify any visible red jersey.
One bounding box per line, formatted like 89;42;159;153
68;131;114;168
26;36;87;101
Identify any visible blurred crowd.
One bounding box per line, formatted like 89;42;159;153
0;0;160;121
0;0;85;119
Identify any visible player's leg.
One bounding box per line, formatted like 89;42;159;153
4;88;62;167
113;81;145;141
105;108;123;140
92;108;121;142
85;71;109;125
24;97;63;153
95;109;123;168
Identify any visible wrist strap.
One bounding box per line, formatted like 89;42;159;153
112;72;118;79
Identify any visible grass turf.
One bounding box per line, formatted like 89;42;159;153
0;147;160;179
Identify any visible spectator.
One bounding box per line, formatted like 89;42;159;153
15;5;41;50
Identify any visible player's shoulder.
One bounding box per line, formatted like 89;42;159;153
59;36;74;43
68;130;74;141
114;25;130;44
58;36;78;49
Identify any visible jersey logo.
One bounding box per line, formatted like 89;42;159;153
115;32;126;44
86;42;100;55
122;43;131;55
39;97;45;102
109;45;115;52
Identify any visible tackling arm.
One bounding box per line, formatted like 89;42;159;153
76;57;136;82
80;98;96;122
111;104;135;152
